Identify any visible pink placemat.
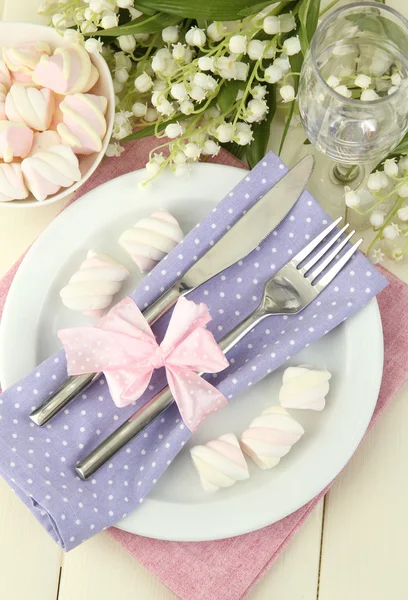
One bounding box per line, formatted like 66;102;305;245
0;139;405;600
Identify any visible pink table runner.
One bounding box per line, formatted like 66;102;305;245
0;138;405;600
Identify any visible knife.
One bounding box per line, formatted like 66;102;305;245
29;155;314;426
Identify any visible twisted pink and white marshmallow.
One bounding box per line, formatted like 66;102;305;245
0;59;11;91
57;93;107;154
5;84;55;131
240;406;304;470
190;433;250;492
33;44;99;95
0;163;28;202
3;42;51;84
279;366;331;411
0;120;33;162
60;250;129;317
119;210;184;272
21;144;81;201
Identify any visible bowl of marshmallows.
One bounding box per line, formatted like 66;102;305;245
0;22;115;207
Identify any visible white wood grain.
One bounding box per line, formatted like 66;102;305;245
57;504;323;600
7;1;408;600
58;534;177;600
319;385;408;600
0;477;61;600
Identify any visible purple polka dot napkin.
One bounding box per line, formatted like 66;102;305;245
0;151;387;551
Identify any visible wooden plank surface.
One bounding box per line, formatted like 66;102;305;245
0;1;407;600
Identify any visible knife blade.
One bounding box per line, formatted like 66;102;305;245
178;155;315;291
29;155;314;426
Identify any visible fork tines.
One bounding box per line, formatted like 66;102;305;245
293;217;363;287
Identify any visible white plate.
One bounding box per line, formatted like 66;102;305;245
0;164;384;541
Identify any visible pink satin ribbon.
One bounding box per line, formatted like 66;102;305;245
58;296;229;431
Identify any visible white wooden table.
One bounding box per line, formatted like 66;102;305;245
1;1;408;599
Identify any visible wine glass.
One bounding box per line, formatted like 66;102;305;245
297;2;408;218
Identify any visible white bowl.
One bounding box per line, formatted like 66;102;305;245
0;22;115;208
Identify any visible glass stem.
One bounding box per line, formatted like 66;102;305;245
331;162;361;184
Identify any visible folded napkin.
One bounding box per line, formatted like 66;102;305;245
0;150;387;552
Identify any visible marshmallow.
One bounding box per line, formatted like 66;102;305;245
0;120;33;162
57;93;107;154
21;144;81;201
33;44;99;95
279;366;331;411
0;163;29;202
60;250;129;316
240;406;304;469
119;210;183;272
0;59;11;91
0;84;7;119
190;433;250;492
5;84;55;131
3;42;51;80
29;131;61;155
49;93;64;130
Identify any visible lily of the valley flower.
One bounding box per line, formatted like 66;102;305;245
344;186;361;208
383;222;401;240
185;27;206;47
280;84;296;102
367;171;389;192
370;248;385;264
370;210;385;227
384;158;399;177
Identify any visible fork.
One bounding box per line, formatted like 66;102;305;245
75;217;362;479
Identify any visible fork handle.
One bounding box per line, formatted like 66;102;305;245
75;306;272;479
29;283;185;426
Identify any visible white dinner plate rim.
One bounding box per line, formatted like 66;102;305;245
0;163;384;541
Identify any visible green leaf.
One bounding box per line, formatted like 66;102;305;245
88;12;182;37
133;3;157;14
298;0;321;55
289;51;303;94
239;0;296;17
217;81;244;113
222;142;247;161
388;132;408;156
245;84;276;168
132;0;276;20
121;114;185;142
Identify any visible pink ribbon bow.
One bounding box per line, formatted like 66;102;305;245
58;296;229;431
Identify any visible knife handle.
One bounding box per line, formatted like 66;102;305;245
29;283;185;426
76;387;174;479
142;283;183;324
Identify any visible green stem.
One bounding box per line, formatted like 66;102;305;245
278;101;295;155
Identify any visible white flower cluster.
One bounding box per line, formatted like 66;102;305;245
122;16;300;185
46;2;302;187
326;67;404;101
345;156;408;263
42;0;141;41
